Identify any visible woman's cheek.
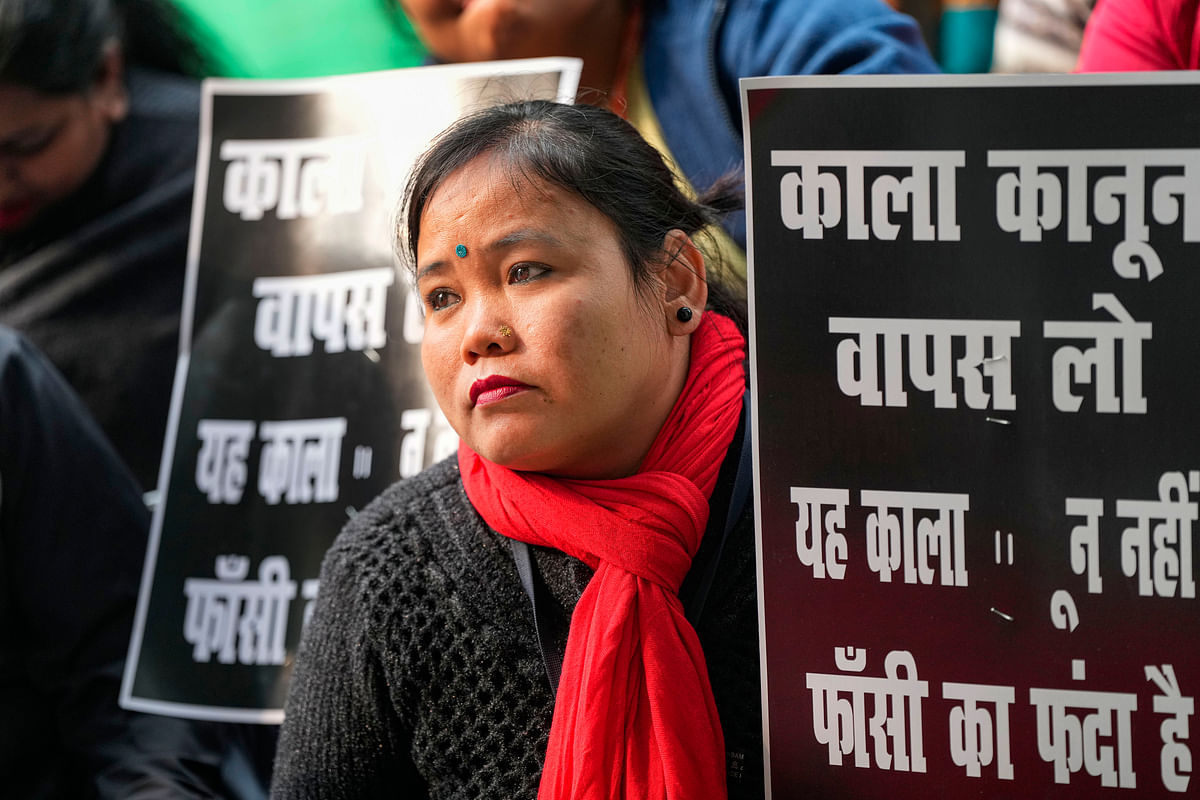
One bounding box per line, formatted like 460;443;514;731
421;331;454;398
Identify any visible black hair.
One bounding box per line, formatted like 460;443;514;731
401;99;747;332
0;0;215;92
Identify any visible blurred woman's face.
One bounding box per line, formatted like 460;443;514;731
415;152;687;479
0;57;127;233
400;0;623;70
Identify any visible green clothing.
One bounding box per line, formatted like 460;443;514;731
171;0;427;78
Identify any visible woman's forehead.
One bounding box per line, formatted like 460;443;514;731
420;156;587;242
426;152;553;210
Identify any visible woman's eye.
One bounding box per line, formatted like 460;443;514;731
508;263;547;284
426;288;459;312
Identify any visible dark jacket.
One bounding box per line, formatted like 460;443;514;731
0;325;232;798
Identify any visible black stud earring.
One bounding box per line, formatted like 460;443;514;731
676;306;693;323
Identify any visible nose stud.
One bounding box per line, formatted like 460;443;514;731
498;325;513;338
455;244;468;258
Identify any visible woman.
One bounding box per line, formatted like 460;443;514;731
398;0;939;256
1;4;283;796
273;100;762;798
0;0;212;491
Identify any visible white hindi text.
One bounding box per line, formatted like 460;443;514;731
791;487;970;586
221;136;366;221
990;148;1200;281
773;150;964;242
829;317;1019;410
807;647;929;772
252;267;393;358
196;417;347;505
1063;470;1197;601
807;650;1194;790
183;555;298;666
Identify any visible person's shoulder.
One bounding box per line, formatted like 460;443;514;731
1078;0;1194;70
125;67;202;124
325;456;466;564
0;324;27;363
312;456;473;638
712;0;939;76
0;325;72;404
0;325;48;412
359;455;463;527
0;324;148;531
650;0;920;35
98;68;202;201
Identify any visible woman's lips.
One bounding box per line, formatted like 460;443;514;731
470;375;532;407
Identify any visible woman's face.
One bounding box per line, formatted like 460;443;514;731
0;53;127;233
415;152;689;478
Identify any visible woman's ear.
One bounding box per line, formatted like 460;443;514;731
660;229;707;335
93;41;129;123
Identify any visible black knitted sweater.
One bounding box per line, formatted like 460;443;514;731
272;455;764;799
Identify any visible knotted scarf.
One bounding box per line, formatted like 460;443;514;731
459;312;745;800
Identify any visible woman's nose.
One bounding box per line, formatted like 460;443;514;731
460;296;516;362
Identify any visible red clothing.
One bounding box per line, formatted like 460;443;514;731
459;312;746;800
1077;0;1200;69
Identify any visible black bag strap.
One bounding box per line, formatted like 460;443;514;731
681;389;753;626
512;389;753;694
511;539;566;693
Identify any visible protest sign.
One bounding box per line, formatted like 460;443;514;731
744;73;1198;797
121;59;581;722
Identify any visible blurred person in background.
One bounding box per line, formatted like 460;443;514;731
1;3;280;796
937;0;998;73
0;323;232;797
992;0;1096;72
398;0;940;267
1076;0;1198;69
0;0;210;493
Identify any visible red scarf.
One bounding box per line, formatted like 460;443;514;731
459;312;745;800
